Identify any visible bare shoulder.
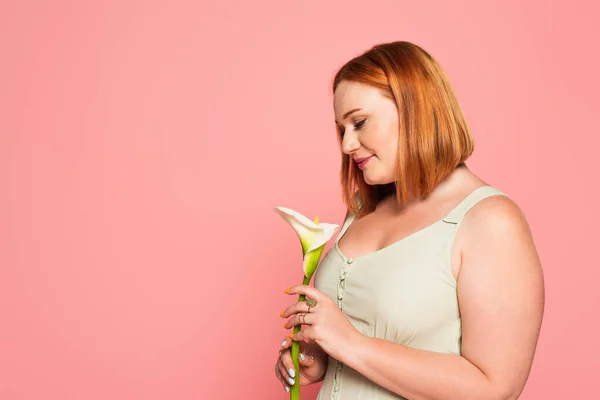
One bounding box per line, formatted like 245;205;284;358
460;194;535;252
455;193;543;279
454;192;545;398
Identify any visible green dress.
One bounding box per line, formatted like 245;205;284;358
314;186;509;400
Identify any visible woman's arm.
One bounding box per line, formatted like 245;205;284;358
342;196;545;400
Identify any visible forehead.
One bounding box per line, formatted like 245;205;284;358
333;81;385;118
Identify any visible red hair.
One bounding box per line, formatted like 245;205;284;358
332;41;475;217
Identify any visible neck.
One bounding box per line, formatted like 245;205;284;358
379;163;471;210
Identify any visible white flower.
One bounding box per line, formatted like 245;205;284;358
274;206;339;279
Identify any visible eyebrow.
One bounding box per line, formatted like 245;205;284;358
335;108;363;124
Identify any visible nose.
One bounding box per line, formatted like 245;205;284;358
341;132;360;155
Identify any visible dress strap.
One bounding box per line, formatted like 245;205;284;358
442;186;509;224
336;211;354;242
336;192;362;244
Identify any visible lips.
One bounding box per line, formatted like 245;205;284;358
354;155;374;164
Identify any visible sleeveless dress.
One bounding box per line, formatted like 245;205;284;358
313;185;509;400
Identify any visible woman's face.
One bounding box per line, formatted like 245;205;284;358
333;81;399;185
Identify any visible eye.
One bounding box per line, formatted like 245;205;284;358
354;119;366;130
338;119;366;137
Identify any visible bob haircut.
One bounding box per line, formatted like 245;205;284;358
332;41;475;218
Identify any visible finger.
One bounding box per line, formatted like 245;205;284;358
284;284;327;302
284;312;313;329
282;336;315;366
280;302;312;319
292;327;312;343
275;363;291;392
278;351;296;387
299;352;316;367
281;334;293;350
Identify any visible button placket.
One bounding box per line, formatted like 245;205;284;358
336;258;353;306
333;361;344;392
332;257;353;398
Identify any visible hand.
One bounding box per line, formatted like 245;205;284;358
274;336;327;392
282;285;363;362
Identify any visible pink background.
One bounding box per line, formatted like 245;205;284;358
1;1;598;399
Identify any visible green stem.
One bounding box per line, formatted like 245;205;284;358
290;275;311;400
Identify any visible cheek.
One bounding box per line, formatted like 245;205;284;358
372;132;397;157
373;131;398;165
364;123;386;150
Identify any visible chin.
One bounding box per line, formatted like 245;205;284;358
363;171;394;186
363;174;380;185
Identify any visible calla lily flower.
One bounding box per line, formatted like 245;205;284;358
274;206;339;399
273;206;339;280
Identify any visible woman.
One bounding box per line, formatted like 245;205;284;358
274;41;544;399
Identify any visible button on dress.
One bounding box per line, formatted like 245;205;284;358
313;186;509;399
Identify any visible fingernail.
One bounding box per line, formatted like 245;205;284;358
284;287;290;293
300;353;305;361
283;322;287;329
281;340;286;347
288;368;295;378
287;377;295;385
285;386;290;392
280;311;284;317
289;333;293;340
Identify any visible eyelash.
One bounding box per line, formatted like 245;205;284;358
340;119;366;136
